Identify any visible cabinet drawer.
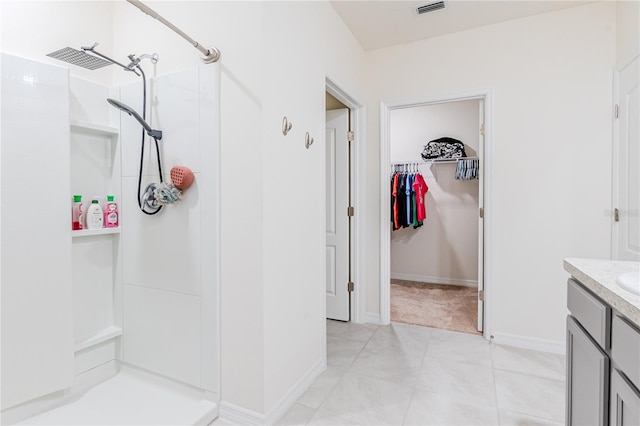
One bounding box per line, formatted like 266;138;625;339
611;314;640;391
567;278;611;349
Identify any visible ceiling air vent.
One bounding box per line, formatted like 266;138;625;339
415;1;446;15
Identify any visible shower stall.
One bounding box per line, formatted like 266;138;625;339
0;51;220;424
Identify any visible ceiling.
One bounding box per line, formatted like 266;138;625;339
329;0;593;51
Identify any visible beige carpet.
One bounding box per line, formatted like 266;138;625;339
391;279;480;335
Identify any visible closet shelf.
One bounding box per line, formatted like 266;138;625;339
70;120;119;136
74;326;122;352
72;228;121;238
424;156;479;164
391;157;479;167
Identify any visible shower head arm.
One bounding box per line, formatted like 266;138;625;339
81;43;140;76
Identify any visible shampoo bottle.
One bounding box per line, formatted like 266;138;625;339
104;195;119;228
86;196;104;229
72;195;83;230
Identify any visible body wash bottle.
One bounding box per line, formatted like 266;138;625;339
86;196;104;229
104;195;119;228
72;195;83;230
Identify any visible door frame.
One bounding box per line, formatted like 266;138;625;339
325;76;367;324
611;55;640;261
379;88;494;339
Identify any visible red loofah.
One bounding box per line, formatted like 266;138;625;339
170;166;194;190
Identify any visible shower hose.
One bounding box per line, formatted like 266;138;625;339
136;66;164;215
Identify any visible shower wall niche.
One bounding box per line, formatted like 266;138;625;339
69;77;123;375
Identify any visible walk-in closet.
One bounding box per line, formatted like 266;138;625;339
389;99;482;335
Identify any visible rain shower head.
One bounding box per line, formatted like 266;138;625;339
46;47;113;70
107;98;163;140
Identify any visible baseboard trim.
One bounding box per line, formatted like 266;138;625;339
365;312;382;325
264;358;324;424
391;273;478;287
219;358;325;425
219;401;265;425
491;332;565;355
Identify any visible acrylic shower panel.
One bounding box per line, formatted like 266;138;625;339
119;69;201;179
1;54;74;410
70;128;119;199
70;77;119;125
119;66;219;392
121;174;201;295
69;77;121;199
123;284;202;386
72;236;117;346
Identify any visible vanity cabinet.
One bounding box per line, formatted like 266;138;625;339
566;278;611;425
566;278;640;426
610;368;640;425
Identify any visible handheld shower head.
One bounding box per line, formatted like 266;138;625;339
107;98;162;140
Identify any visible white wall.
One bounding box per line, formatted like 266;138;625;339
0;1;114;85
366;2;617;346
260;2;365;416
390;100;479;285
616;0;640;68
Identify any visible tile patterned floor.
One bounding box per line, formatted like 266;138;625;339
276;321;565;426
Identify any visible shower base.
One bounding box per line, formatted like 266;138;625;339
18;364;218;425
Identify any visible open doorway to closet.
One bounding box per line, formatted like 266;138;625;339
380;90;492;339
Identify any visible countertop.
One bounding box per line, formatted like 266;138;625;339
564;258;640;327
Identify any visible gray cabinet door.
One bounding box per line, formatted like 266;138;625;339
610;369;640;426
567;315;610;426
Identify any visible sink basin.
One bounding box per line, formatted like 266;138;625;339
616;271;640;296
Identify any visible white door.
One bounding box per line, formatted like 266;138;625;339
477;100;485;332
326;108;350;320
614;56;640;261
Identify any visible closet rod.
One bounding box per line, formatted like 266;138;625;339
391;157;479;165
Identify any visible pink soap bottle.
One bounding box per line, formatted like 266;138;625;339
104;195;119;228
72;195;83;230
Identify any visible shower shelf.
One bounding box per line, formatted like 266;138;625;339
72;228;120;238
70;119;119;136
74;326;122;352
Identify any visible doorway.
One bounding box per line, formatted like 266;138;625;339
612;55;640;261
325;78;365;323
380;89;493;338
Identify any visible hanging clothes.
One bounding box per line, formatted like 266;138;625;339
392;173;400;230
455;158;479;180
398;173;407;228
413;172;429;222
390;164;429;230
405;172;413;227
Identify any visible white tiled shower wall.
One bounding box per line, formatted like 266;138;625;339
118;66;219;390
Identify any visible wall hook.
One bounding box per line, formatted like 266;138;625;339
282;116;293;136
305;132;314;149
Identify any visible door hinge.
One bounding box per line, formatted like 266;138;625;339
479;207;484;219
347;206;355;217
480;124;485;136
614;208;619;222
348;281;354;292
615;104;620;119
479;290;484;301
347;131;354;141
